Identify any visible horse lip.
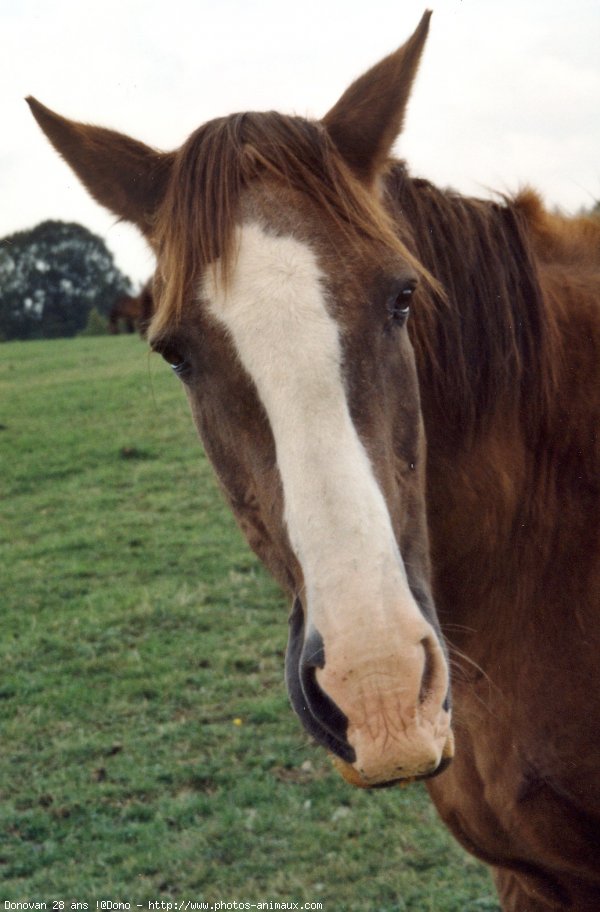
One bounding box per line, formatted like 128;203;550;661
331;752;452;790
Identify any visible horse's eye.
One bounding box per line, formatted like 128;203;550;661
387;279;417;328
153;342;190;381
169;358;189;379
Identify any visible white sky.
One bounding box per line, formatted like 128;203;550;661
2;0;599;285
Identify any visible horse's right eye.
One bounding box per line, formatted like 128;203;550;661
153;341;191;381
168;357;188;378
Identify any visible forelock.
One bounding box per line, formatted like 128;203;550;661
150;110;430;338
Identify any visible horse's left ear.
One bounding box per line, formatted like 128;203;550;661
322;10;431;185
26;97;174;235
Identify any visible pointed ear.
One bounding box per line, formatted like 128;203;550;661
26;97;173;235
322;10;431;184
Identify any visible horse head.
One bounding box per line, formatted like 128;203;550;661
28;11;453;787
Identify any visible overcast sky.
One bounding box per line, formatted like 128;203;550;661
2;0;599;285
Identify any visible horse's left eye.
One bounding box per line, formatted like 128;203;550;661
387;279;417;327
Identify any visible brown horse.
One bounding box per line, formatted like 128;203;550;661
27;12;600;910
108;281;154;335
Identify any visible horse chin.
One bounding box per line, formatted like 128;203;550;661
330;755;414;789
330;731;455;790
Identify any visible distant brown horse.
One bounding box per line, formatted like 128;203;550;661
108;281;154;335
28;12;600;910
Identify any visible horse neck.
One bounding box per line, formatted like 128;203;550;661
384;165;600;640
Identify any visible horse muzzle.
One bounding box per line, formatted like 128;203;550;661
285;596;453;788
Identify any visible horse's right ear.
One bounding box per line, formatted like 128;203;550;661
26;97;173;235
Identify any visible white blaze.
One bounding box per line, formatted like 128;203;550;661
203;222;415;631
203;222;451;783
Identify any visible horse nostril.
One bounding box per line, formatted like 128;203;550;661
299;627;356;762
300;662;352;750
285;598;356;763
418;635;452;717
301;625;325;669
418;636;435;704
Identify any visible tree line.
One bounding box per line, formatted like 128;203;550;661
0;220;133;341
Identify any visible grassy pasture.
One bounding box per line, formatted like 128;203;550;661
0;335;498;910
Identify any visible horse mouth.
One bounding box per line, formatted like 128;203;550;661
331;735;455;789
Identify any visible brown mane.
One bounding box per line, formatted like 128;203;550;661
514;188;600;265
385;166;562;441
151;112;435;336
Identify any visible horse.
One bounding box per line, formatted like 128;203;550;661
108;281;154;335
27;11;600;910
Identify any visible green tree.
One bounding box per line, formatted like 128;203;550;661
0;220;133;340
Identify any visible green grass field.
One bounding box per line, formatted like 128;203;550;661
0;335;498;911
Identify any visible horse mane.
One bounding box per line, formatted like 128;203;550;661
151;112;434;336
512;187;600;267
385;165;562;440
